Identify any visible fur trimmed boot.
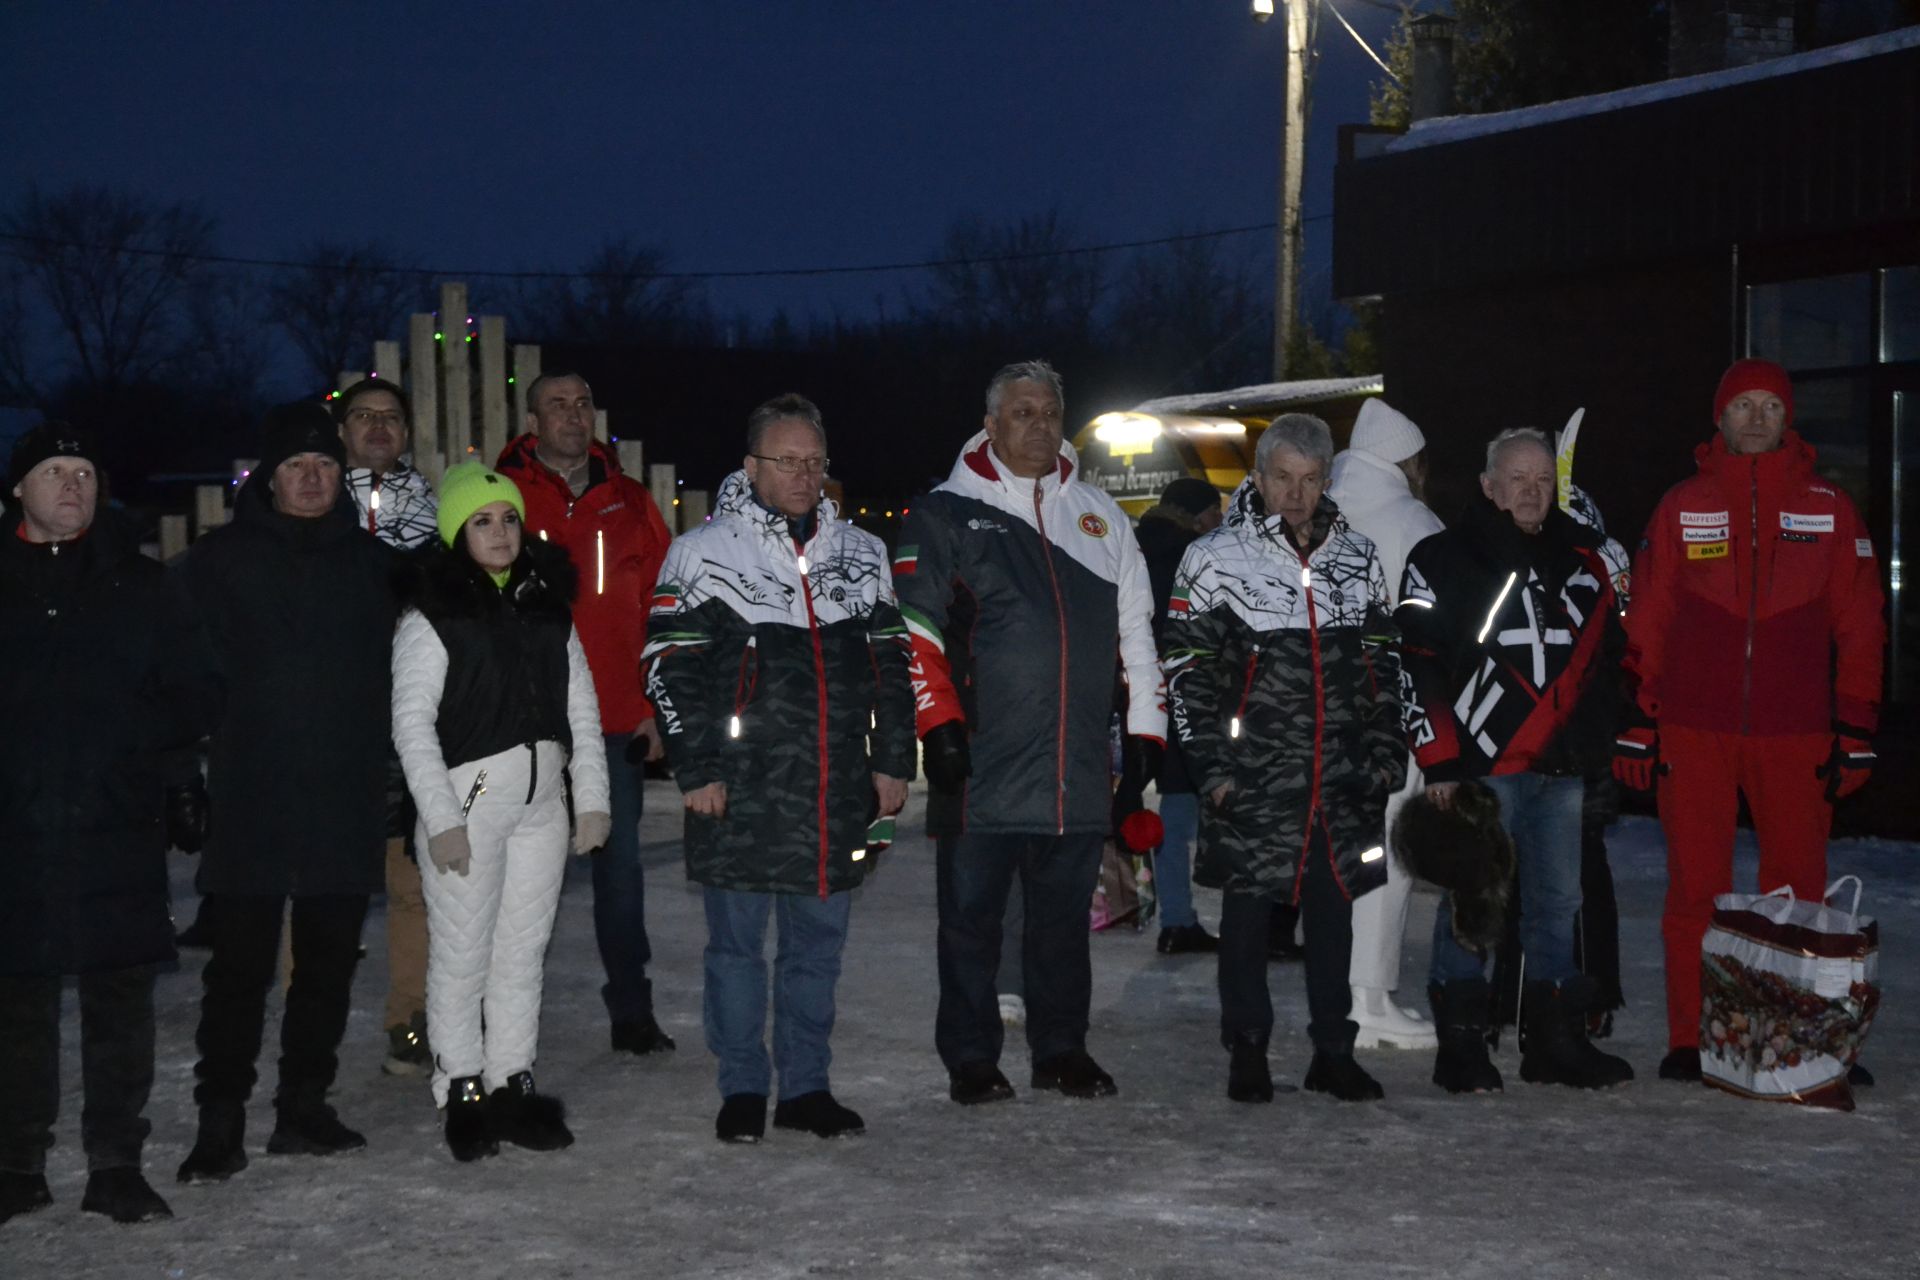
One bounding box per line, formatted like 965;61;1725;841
444;1076;497;1162
1519;977;1634;1089
488;1071;573;1151
1430;980;1504;1095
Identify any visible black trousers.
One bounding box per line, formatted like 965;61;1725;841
0;968;156;1174
191;893;368;1111
1217;828;1356;1053
935;831;1104;1071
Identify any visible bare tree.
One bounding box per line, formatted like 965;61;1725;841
267;241;425;385
1109;234;1266;393
514;238;711;346
922;210;1105;347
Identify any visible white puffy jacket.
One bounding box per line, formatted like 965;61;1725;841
1326;448;1445;607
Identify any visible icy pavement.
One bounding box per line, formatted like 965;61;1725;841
7;785;1917;1280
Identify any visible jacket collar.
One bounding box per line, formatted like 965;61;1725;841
952;430;1076;499
1694;429;1816;496
1224;478;1341;557
714;469;839;551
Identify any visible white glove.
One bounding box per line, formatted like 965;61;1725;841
573;810;612;856
428;827;472;877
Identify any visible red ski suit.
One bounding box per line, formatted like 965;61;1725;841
496;434;673;736
1625;430;1884;1050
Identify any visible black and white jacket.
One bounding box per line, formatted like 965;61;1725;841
345;456;438;550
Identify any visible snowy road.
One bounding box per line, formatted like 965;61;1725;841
7;784;1916;1279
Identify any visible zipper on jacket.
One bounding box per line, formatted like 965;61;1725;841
795;539;834;898
1293;544;1341;904
732;636;759;737
1741;464;1758;734
524;741;538;802
1232;647;1260;740
1032;478;1071;835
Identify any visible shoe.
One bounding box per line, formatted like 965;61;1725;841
773;1091;865;1139
716;1093;767;1143
1518;977;1633;1089
1226;1035;1275;1104
998;993;1026;1028
383;1015;432;1077
1303;1050;1385;1102
267;1099;367;1156
948;1061;1015;1106
1352;985;1438;1050
487;1072;573;1151
611;1016;676;1056
1430;981;1504;1095
177;1106;248;1184
1658;1047;1703;1083
444;1077;497;1163
80;1168;172;1224
0;1171;53;1224
1849;1062;1875;1088
1031;1050;1118;1099
1157;923;1219;955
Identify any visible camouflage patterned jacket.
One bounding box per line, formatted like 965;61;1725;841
1164;482;1404;902
645;472;916;897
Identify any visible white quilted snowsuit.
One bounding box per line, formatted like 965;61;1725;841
391;610;610;1106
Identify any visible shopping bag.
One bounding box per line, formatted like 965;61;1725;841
1089;839;1142;932
1699;876;1879;1111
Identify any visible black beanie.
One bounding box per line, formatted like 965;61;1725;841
9;421;99;490
257;400;346;477
1159;476;1222;518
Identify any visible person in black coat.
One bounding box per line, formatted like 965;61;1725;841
173;401;397;1185
0;424;198;1226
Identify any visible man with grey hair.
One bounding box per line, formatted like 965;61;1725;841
1396;427;1633;1094
1165;414;1404;1103
896;359;1164;1105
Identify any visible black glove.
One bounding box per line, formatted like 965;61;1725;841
166;777;209;854
921;720;971;791
1121;735;1164;798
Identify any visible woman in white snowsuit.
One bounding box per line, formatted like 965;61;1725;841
391;462;611;1161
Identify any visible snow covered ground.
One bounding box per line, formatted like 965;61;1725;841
9;784;1917;1280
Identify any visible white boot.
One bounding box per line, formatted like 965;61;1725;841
997;994;1026;1028
1351;985;1437;1050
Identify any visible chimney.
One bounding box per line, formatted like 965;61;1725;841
1669;0;1799;77
1409;13;1457;122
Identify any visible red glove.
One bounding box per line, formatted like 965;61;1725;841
1612;725;1659;792
1819;727;1875;802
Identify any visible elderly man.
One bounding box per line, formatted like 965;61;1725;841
498;372;677;1055
1165;415;1403;1103
646;394;915;1143
333;377;438;1078
897;359;1164;1104
1326;399;1443;1050
1398;428;1633;1093
1620;359;1884;1084
174;402;397;1183
0;425;197;1225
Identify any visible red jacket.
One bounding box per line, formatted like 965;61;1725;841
496;434;672;735
1625;431;1884;737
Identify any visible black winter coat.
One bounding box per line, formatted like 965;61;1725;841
173;477;396;895
0;509;197;975
1135;508;1202;796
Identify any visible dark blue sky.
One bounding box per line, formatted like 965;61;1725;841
4;1;1398;347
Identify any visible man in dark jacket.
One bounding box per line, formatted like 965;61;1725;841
1397;428;1634;1094
646;395;914;1143
896;360;1165;1105
0;425;196;1225
173;401;397;1184
1132;476;1222;955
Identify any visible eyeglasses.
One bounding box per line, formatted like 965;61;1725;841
750;454;829;475
346;409;404;428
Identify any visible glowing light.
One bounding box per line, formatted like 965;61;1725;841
1092;412;1163;458
728;715;741;739
1230;716;1241;739
850;848;867;862
1360;846;1384;863
433;332;443;341
595;530;605;594
1477;572;1518;644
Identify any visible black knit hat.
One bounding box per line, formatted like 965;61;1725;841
257;400;346;477
1159;476;1222;518
9;421;99;490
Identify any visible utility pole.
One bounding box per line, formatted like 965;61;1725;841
1260;0;1317;380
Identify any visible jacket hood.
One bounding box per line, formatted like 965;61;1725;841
232;468;363;543
398;532;577;621
714;468;841;537
497;432;628;479
1693;428;1816;480
1223;476;1343;552
1328;447;1415;507
948;430;1078;491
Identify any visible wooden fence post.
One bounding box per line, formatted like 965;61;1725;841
439;282;471;464
479;315;508;465
408;313;441;480
513;344;540;426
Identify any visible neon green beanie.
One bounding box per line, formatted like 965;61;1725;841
436;461;526;548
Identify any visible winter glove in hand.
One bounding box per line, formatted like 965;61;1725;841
165;777;210;854
921;721;971;791
428;827;472;877
573;810;613;855
1817;726;1875;802
1121;736;1164;797
1612;725;1659;792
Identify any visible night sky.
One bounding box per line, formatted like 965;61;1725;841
4;0;1398;378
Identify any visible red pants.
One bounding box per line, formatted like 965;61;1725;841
1657;727;1831;1050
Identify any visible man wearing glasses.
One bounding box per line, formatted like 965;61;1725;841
497;372;678;1056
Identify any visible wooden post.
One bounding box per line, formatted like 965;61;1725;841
194;484;228;535
479;315;508;466
680;488;710;528
513;344;540;426
408;313;440;479
373;340;402;384
646;463;677;533
439;282;471;463
158;513;189;561
616;439;644;481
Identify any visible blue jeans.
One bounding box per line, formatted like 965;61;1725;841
1154;792;1200;928
701;887;851;1100
1430;772;1583;986
591;732;654;1023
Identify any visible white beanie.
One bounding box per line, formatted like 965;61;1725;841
1350;398;1425;464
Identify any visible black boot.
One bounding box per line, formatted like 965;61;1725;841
1225;1032;1275;1103
0;1171;53;1223
1519;977;1634;1089
177;1105;248;1184
1030;1049;1118;1098
487;1071;573;1151
1431;980;1504;1094
80;1168;172;1223
947;1062;1015;1106
716;1093;767;1143
444;1076;497;1163
772;1091;865;1138
267;1093;367;1156
1658;1046;1703;1082
611;1015;676;1055
1304;1050;1385;1102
